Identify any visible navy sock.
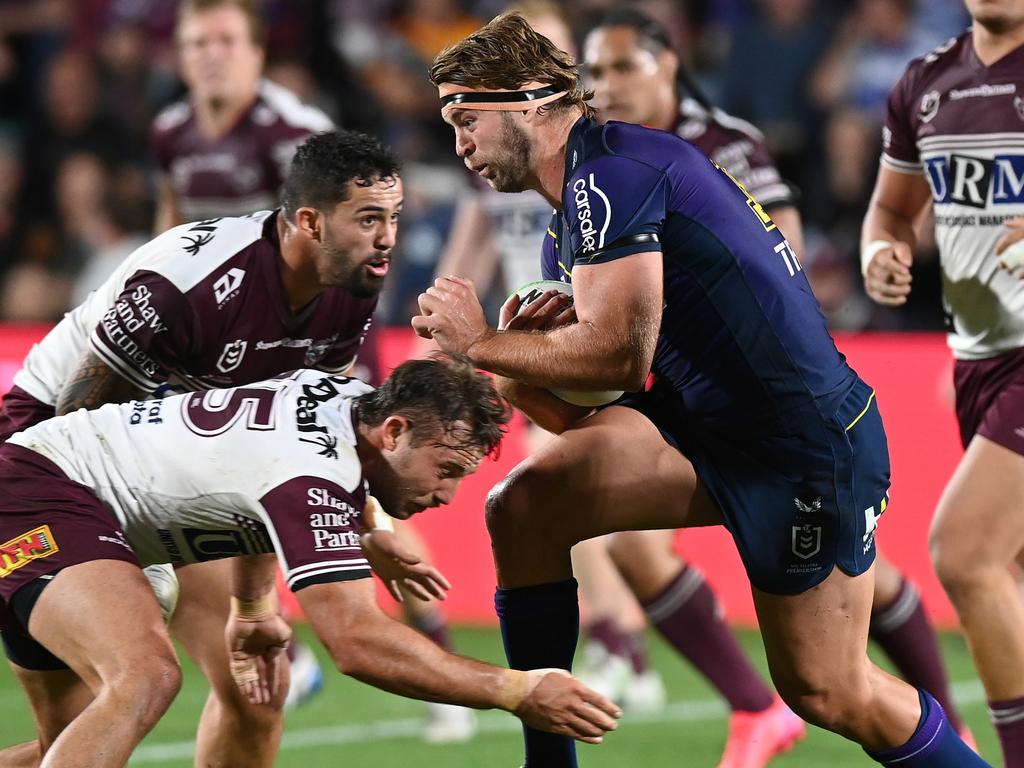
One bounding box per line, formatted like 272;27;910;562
866;689;991;766
495;579;580;768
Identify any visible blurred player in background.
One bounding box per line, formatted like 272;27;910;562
862;0;1024;764
0;355;622;766
584;6;968;753
419;12;987;768
0;130;398;768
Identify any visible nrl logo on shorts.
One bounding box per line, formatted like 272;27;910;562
791;523;822;560
216;339;247;373
0;525;59;578
919;91;941;123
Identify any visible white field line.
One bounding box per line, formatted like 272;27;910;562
129;680;987;764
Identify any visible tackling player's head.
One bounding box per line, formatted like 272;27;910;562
281;130;402;299
176;0;265;111
583;9;680;130
355;353;511;518
430;11;593;193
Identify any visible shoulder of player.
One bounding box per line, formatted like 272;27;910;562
255;79;335;133
152;98;193;136
899;31;968;92
130;212;276;294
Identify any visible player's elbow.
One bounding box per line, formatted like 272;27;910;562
607;346;652;392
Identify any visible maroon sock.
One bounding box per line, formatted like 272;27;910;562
586;616;631;658
410;609;452;651
870;579;962;732
624;631;651;675
643;565;773;713
990;697;1024;767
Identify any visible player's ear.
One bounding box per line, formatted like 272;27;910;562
658;49;678;82
294;206;323;242
380;415;411;452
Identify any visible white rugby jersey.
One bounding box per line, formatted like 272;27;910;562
9;370;373;590
883;30;1024;359
12;211;375;404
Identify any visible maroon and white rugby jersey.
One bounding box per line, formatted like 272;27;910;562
883;31;1024;359
10;370;373;589
673;98;796;211
13;211;375;403
152;79;333;221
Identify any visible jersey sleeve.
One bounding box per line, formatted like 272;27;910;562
563;156;667;266
880;67;922;173
259;476;371;591
89;271;200;392
540;214;565;281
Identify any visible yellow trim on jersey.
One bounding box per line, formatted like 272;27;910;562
558;261;571;277
845;390;876;432
546;227;558;239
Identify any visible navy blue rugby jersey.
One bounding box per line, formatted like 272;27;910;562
541;118;857;432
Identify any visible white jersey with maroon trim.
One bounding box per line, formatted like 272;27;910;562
12;211;375;405
882;31;1024;359
9;370;373;590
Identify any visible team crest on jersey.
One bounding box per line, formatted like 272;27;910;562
216;340;248;373
1014;96;1024;122
0;525;59;578
919;91;941;124
213;268;246;306
304;335;338;366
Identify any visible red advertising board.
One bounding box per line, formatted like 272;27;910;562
0;327;965;627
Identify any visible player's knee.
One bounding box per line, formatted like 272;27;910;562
929;523;984;599
107;652;182;729
485;470;541;540
773;666;870;736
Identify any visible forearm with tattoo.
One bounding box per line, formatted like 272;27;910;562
56;350;144;415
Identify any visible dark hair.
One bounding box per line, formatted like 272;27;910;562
177;0;266;46
280;130;401;217
593;7;714;113
430;11;595;120
357;353;511;458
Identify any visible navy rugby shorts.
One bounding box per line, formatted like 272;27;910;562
615;377;891;595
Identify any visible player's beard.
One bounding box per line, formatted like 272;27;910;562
319;237;386;299
486;113;532;193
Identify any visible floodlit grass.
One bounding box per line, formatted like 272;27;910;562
0;625;1000;766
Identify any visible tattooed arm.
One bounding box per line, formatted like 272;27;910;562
55;349;145;415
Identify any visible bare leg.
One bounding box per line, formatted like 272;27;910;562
173;559;286;768
24;560;181;767
0;665;94;767
931;436;1024;701
753;565;919;751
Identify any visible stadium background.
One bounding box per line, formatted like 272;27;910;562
0;0;1000;764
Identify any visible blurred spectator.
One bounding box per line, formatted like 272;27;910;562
151;0;332;231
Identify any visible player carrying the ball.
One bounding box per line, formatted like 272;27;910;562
413;11;988;768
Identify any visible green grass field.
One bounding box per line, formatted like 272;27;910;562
0;626;1000;766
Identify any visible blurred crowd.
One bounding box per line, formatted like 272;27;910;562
0;0;971;330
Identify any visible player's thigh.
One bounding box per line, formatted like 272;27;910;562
492;405;719;548
931;435;1024;569
752;564;875;697
27;560;177;687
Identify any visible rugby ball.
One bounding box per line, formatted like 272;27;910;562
509;280;624;407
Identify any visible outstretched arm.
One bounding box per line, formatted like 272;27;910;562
298;578;621;742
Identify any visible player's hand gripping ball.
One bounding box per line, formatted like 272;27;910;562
509;280;624;407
